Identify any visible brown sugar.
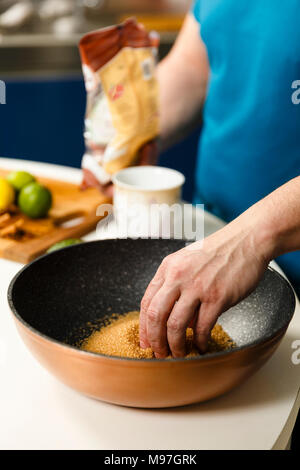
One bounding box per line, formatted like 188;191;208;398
80;311;235;359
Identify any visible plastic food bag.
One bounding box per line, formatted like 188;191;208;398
79;18;159;190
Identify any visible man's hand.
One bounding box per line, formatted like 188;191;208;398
139;218;271;358
81;139;158;197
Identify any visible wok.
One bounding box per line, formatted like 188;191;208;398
8;239;295;408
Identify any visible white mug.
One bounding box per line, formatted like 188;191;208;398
112;166;185;238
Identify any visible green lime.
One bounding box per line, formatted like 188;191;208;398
18;182;52;219
47;238;83;253
7;171;35;191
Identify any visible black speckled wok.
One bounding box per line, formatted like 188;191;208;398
8;239;295;407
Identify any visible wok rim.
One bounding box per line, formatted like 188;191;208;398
7;239;296;364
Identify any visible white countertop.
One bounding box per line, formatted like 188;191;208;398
0;157;299;450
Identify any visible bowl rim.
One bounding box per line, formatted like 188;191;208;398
7;239;296;364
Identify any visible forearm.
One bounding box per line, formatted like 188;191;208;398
157;13;209;149
229;176;300;262
157;56;205;148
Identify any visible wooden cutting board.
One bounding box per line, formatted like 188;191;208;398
0;169;111;263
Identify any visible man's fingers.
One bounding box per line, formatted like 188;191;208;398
194;302;222;353
167;295;200;358
146;285;180;358
139;271;164;348
139;314;150;349
138;140;159;166
188;314;197;329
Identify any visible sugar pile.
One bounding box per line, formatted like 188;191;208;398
81;311;235;359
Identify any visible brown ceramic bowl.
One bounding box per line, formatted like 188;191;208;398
8;239;295;408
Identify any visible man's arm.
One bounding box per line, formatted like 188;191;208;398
157;13;209;149
139;176;300;357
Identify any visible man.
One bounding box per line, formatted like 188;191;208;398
139;1;300;360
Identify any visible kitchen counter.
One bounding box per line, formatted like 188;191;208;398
0;157;299;450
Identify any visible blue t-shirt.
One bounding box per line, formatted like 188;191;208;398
192;0;300;288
